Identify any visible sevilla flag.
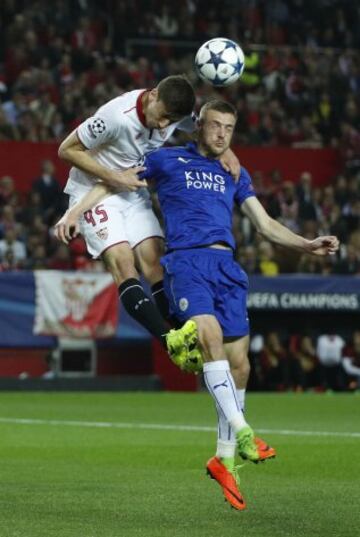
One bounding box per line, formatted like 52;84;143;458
34;271;118;338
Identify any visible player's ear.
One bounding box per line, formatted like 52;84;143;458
149;88;158;101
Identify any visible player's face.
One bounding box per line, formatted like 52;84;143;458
199;110;236;157
145;90;182;130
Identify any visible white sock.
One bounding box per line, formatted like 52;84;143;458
215;401;236;443
216;438;237;459
215;388;247;451
203;360;247;433
237;388;246;413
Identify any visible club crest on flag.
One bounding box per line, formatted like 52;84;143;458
34;271;118;338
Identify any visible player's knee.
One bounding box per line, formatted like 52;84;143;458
104;255;138;286
140;260;163;285
198;329;224;361
231;354;250;384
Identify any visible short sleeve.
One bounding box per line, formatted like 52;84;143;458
234;167;256;206
76;113;121;149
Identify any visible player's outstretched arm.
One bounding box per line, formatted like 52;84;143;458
58;130;147;191
241;196;339;256
54;183;112;244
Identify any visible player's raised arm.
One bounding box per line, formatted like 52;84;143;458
240;196;339;256
58;129;146;191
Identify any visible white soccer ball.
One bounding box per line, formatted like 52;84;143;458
195;38;245;87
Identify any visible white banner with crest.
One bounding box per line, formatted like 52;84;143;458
34;271;118;338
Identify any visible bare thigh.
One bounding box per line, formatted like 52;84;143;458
134;237;165;285
102;242;138;286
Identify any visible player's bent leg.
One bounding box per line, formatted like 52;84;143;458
225;337;276;462
102;242;138;286
102;244;170;346
165;319;200;370
192;314;225;362
134;236;164;286
206;456;246;511
195;316;256;454
134;236;172;323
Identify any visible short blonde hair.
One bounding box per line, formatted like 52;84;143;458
199;100;237;121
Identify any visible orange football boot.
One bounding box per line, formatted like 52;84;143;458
206;456;246;511
255;437;276;461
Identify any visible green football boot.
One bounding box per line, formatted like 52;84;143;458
165;320;198;370
184;347;203;374
236;426;260;463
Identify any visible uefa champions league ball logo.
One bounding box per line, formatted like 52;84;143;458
91;117;106;135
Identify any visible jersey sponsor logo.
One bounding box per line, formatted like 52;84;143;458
185;170;226;194
89;117;106;137
96;227;109;240
178;157;192;163
179;297;189;311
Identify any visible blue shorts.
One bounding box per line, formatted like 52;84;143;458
161;248;250;338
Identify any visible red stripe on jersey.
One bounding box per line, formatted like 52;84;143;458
123;105;136;114
136;90;149;127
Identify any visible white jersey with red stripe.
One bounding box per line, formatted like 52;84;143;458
64;89;196;209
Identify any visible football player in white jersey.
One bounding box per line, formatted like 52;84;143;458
55;76;202;353
55;75;224;360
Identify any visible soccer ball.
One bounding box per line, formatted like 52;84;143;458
195;38;245;87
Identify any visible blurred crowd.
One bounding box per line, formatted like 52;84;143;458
249;330;360;392
0;0;359;273
233;167;360;275
0;0;359;156
0;159;359;274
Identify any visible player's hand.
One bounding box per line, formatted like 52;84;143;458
306;235;339;256
219;149;241;183
106;166;148;191
54;210;80;245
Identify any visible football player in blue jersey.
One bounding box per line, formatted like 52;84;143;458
56;100;339;510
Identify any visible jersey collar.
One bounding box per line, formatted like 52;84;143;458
136;90;149;128
186;142;200;155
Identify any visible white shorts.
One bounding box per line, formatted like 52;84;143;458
70;194;164;258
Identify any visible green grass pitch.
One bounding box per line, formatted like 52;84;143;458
0;391;359;537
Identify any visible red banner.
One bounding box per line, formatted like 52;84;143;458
0;141;343;192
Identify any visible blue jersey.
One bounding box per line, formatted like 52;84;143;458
141;142;256;250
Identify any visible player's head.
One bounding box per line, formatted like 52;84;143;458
198;100;237;158
145;75;195;129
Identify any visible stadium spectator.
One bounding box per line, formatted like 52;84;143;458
0;228;26;266
47;243;73;270
290;334;320;391
0;176;19;208
32;159;64;224
316;333;346;391
342;331;360;390
259;331;289;390
0;204;23;239
257;241;279;276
